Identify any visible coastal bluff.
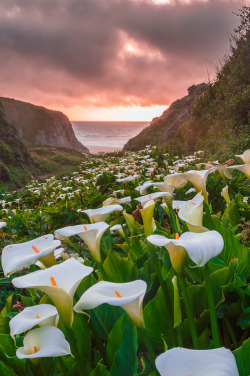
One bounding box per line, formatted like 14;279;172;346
123;83;208;152
0;97;89;153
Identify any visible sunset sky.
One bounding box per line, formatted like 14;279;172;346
0;0;240;121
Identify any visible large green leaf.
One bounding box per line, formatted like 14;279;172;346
110;319;138;376
144;268;175;351
106;314;128;367
233;337;250;376
0;334;25;376
89;363;110;376
91;304;124;341
103;251;138;282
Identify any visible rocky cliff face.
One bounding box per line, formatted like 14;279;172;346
0;97;89;153
123;83;208;151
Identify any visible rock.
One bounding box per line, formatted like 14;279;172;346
0;97;89;153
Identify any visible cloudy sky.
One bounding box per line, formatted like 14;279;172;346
0;0;240;120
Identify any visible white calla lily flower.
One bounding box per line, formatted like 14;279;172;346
10;304;58;337
178;192;208;233
154;182;174;194
135;192;172;208
55;222;109;262
140;200;156;237
83;204;123;223
12;258;93;327
163;173;188;189
156;347;239;376
185;169;216;202
161;200;187;211
2;234;61;277
0;221;6;228
110;224;125;237
221;186;230;205
235;149;250;164
16;325;70;360
147;231;224;272
224;164;250;179
74;280;147;328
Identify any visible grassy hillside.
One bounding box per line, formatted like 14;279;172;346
124;6;250;157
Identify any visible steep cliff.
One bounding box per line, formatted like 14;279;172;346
123;83;208;151
0;97;89;153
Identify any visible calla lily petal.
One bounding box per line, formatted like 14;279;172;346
178;192;208;233
10;304;58;337
163;173;188;189
83;204;123;223
148;230;224;268
155;347;239;376
154;182;174;194
74;280;147;328
55;222;109;262
16;325;71;359
2;234;61;277
12;258;93;327
224;164;250;179
136;192;172;208
235;149;250;164
140;200;156;237
0;222;6;228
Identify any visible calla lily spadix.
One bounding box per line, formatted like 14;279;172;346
135;192;172;208
140;199;156;237
12;258;93;327
147;231;224;273
235;149;250;164
178;192;208;233
224;164;250;180
2;234;61;277
16;325;71;360
155;347;239;376
83;204;123;223
74;280;147;328
10;304;58;337
55;222;109;262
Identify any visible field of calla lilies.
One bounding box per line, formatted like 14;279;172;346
0;147;249;376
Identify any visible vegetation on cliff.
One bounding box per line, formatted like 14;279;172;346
124;6;250;157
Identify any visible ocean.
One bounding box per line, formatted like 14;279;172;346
71;121;149;154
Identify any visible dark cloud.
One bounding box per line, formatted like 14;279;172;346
0;0;240;110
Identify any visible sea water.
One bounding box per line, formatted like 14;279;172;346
71;121;149;154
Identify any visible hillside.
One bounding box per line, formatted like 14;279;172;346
0;97;89;154
124;6;250;156
123;83;208;151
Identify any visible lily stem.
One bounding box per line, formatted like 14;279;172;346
147;242;176;346
58;356;68;376
224;318;238;349
138;328;159;376
177;272;199;349
203;263;221;348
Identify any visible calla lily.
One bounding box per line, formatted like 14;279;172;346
12;258;93;327
135;192;172;208
221;186;230;205
16;325;71;360
147;231;224;273
207;160;234;180
224;164;250;179
2;234;61;277
185;169;216;202
163;173;188;189
155;347;239;376
161;200;187;211
235;149;250;164
140;200;156;237
83;204;123;223
0;221;6;228
10;304;58;337
102;197;119;206
178;192;208;233
55;222;109;262
154;182;174;194
74;280;147;328
110;224;125;237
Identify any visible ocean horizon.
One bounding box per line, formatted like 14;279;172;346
71;121;149;154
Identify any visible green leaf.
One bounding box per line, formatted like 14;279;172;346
103;251;138;282
89;363;110;376
106;314;128;367
0;334;25;376
233;337;250;376
72;314;92;362
0;295;13;317
110;320;138;376
237;308;250;329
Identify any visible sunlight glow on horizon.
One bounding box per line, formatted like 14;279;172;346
59;105;169;122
